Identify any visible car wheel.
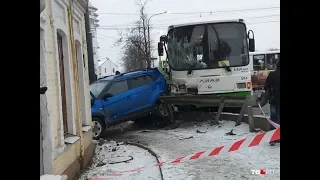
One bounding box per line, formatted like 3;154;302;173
92;117;106;140
155;101;173;124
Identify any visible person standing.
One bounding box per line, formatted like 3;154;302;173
259;60;280;146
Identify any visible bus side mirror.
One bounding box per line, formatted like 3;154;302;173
158;42;164;56
249;39;255;52
248;30;255;52
160;35;168;43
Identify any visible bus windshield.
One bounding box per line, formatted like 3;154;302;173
167;22;249;71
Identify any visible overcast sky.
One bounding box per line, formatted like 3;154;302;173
91;0;280;71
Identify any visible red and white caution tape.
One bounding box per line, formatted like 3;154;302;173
258;103;280;128
92;128;280;180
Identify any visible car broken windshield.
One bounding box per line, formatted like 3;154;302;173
90;80;109;98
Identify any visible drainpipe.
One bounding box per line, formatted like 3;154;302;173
84;2;96;84
40;0;45;13
67;2;85;169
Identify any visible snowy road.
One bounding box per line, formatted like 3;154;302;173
103;120;279;180
78;140;161;180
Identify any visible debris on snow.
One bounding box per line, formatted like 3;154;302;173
196;130;207;133
253;128;264;133
77;140;161;180
140;130;153;133
225;129;236;136
108;156;133;164
98;138;105;146
96;161;106;167
209;120;221;126
179;136;193;140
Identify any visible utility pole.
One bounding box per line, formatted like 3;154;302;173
147;11;168;68
84;1;97;84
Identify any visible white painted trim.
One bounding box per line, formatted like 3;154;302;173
53;0;68;25
64;135;80;144
40;25;54;174
53;19;68;35
51;0;65;152
51;0;77;142
40;10;47;29
74;33;81;43
75;40;90;125
40;174;68;180
82;126;91;132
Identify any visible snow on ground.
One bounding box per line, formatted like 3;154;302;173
103;120;280;180
152;120;280;180
78;140;161;180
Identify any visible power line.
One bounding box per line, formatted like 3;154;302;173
97;14;280;28
96;20;280;31
96;6;279;16
96;18;280;30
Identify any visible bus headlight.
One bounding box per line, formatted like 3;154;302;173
237;83;246;89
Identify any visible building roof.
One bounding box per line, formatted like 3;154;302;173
88;3;98;11
99;59;118;67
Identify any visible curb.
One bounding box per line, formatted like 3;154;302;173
125;141;164;180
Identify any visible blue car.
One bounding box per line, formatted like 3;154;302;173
90;68;170;139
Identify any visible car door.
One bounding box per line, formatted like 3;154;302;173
127;75;153;112
101;79;132;122
145;74;158;106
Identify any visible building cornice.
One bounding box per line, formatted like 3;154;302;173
77;0;88;11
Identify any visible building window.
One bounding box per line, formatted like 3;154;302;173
57;33;68;135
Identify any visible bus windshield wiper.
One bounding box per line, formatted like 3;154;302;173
219;60;231;72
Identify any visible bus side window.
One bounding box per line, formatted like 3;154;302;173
266;53;278;70
253;54;265;71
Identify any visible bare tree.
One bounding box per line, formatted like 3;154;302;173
120;32;147;71
116;0;153;71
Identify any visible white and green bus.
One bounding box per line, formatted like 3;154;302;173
158;19;256;98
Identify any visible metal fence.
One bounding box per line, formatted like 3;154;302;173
159;95;257;132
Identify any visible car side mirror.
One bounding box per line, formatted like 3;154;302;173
103;93;113;99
